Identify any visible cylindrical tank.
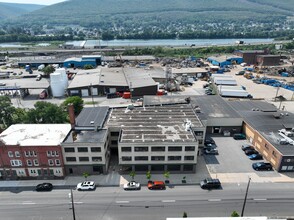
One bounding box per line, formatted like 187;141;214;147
55;68;68;87
50;72;67;97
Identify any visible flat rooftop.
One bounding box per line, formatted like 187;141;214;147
208;55;242;63
123;68;157;88
76;106;109;130
229;101;294;155
103;55;155;62
63;129;107;143
171;68;208;74
0;124;71;146
0;77;50;89
107;105;202;143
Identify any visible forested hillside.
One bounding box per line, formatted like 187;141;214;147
0;2;44;20
1;0;293;40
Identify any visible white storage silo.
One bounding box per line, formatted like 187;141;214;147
55;68;68;87
50;72;67;97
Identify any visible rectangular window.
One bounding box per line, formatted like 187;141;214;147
91;147;101;152
111;132;119;136
48;159;54;166
122;156;132;161
25;151;29;157
135;156;148;161
66;157;76;162
264;143;269;150
55;159;61;166
33;159;39;166
15;151;20;157
79;157;89;162
8;151;13;158
10;160;22;167
272;151;277;158
33;151;37;157
151;156;165;161
168;156;181;161
27;159;32;166
185;146;195;151
47;151;51;157
51;151;56;156
111;140;118;145
134;147;148;152
184;156;194;160
92;157;102;162
168;146;182;151
64;147;75;152
78;147;88;152
151;147;165;152
121;147;132;152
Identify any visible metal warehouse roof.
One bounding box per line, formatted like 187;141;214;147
171;67;208;74
0;77;50;89
107;105;202;143
68;69;101;89
76;106;109;130
123;68;157;89
103;55;155;62
0;124;71;146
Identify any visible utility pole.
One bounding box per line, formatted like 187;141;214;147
241;177;251;217
70;189;76;220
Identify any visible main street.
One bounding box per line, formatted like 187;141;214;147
1;183;294;220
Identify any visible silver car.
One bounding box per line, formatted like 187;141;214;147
76;181;96;191
123;181;141;190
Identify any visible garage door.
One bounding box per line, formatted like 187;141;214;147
92;88;98;96
109;88;116;93
81;89;89;97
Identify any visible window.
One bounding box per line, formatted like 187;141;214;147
121;147;132;152
64;148;75;153
264;143;269;150
55;151;59;156
30;169;37;174
194;131;204;136
134;156;148;161
184;156;194;160
33;159;39;166
51;151;56;156
55;159;61;166
272;151;277;158
91;147;101;152
185;146;195;151
151;156;165;161
25;151;29;157
33;151;37;157
183;165;194;171
27;159;32;166
66;157;76;162
168;156;181;161
8;151;13;158
78;147;88;152
10;160;22;167
111;132;119;136
48;159;54;166
15;151;20;157
122;156;132;161
151;146;165;152
92;157;102;162
134;147;148;152
47;151;51;157
111;140;118;145
79;157;89;162
168;146;182;151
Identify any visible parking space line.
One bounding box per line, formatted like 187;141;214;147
162;200;176;203
116;201;130;204
253;198;267;201
208;199;221;202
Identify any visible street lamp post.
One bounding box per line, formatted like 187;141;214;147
241;177;251;217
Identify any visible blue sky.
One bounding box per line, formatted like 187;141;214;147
0;0;67;5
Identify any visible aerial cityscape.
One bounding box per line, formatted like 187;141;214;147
0;0;294;220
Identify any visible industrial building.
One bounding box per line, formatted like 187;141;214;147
64;55;102;68
256;55;281;66
234;50;268;64
207;56;243;67
229;101;294;172
211;75;237;86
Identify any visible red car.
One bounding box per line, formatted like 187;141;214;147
147;181;166;190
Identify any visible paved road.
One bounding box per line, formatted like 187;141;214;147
0;183;294;220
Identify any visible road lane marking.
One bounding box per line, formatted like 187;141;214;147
162;200;176;203
22;202;36;205
253;198;267;201
208;199;221;202
116;201;130;204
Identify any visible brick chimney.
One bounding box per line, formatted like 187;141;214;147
68;103;75;128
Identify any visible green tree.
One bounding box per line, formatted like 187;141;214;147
231;211;240;217
12;108;28;124
84;64;94;69
0;96;16;128
42;65;55;76
83;172;90;180
62;96;84;116
26;101;67;124
129;171;136;180
146;171;151;182
164;171;170;183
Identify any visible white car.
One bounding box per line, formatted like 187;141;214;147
76;181;96;191
123;181;141;190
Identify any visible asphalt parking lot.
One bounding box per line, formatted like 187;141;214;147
203;137;279;178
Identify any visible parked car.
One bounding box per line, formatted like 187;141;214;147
204;138;215;145
76;181;96;191
203;83;209;88
204;148;219;155
123;181;141;190
204;143;217;150
245;149;259;156
252;162;273;171
248;153;263;160
147;181;166;190
235;70;245;75
233;133;246;140
200;178;221;190
241;144;254;151
36;183;53;192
